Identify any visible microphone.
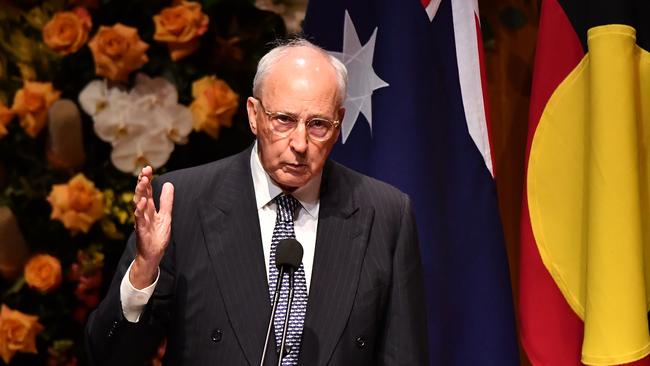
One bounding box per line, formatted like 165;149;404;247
275;239;303;269
276;239;303;366
260;239;304;366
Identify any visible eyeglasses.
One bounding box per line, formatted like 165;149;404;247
253;98;340;142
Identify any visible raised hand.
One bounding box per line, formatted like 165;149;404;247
129;166;174;289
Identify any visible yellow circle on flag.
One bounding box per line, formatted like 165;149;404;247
528;24;650;365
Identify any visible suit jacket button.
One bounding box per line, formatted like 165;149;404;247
355;336;365;349
211;329;223;343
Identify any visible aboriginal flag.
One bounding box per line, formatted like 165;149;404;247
520;0;650;365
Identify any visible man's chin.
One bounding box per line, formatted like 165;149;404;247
272;173;310;192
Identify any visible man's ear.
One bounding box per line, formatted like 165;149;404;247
246;97;259;136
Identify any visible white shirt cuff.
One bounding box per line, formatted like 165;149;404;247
119;260;160;323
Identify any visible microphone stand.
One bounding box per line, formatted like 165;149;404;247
260;266;285;366
277;268;296;366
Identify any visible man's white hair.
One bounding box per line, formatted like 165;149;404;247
252;38;348;106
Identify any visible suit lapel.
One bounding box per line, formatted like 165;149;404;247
197;149;276;365
300;161;375;365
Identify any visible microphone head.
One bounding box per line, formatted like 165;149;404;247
275;239;303;270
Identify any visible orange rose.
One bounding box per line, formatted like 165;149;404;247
0;102;14;139
42;7;92;56
87;24;149;82
189;75;238;138
0;305;44;364
153;1;209;61
47;173;104;234
12;81;61;138
24;254;62;293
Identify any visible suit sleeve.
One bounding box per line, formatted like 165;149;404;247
377;195;430;365
85;181;175;366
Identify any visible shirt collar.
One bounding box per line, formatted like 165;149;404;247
250;141;320;218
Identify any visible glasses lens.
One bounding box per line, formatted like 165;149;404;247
270;113;297;134
307;119;333;140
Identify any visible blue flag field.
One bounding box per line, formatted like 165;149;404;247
303;1;519;364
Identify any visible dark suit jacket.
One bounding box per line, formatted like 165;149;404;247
86;147;428;365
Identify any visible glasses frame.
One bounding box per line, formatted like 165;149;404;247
253;98;340;142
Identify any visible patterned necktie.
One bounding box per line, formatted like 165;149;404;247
268;194;308;365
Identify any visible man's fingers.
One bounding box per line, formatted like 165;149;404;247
145;196;156;221
159;182;174;217
134;169;173;229
145;179;153;200
135;175;148;197
134;196;148;229
134;175;153;206
135;166;154;201
142;165;153;179
138;166;152;181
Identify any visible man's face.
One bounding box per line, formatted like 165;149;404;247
247;48;344;191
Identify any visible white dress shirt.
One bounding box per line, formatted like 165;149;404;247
120;143;321;322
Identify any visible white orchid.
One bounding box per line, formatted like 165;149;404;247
131;73;179;109
130;74;193;144
78;74;193;175
155;103;193;144
78;80;107;116
91;90;135;143
110;128;174;176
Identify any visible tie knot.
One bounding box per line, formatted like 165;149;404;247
275;194;299;223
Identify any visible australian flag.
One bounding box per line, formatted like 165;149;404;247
303;0;519;364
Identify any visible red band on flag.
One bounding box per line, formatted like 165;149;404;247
519;0;584;364
474;14;496;176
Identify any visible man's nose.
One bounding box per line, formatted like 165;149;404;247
289;123;309;153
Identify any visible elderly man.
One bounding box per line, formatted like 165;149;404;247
86;39;428;366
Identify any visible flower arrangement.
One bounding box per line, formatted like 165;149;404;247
0;0;300;363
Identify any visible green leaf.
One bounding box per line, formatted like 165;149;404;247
3;276;25;298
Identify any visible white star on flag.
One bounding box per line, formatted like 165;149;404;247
422;0;442;21
330;10;389;144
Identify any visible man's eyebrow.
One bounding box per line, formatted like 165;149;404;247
309;113;334;119
274;109;333;120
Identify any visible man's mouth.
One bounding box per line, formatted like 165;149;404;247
283;163;308;171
